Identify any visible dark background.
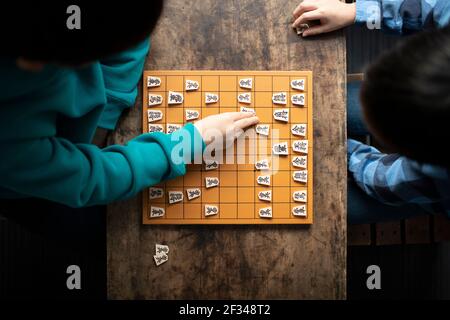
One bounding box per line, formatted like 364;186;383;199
0;200;105;299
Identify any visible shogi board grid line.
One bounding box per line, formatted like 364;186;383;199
142;70;313;224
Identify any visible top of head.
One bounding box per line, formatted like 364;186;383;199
0;2;164;66
361;26;450;167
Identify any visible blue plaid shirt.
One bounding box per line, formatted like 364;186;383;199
349;0;450;216
355;0;450;34
348;140;450;216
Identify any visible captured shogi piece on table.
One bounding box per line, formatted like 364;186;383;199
142;71;313;225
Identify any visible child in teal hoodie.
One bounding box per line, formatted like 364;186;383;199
0;3;258;208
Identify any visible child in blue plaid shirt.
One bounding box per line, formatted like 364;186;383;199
293;0;450;223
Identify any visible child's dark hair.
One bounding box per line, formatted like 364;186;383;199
361;27;450;167
1;2;163;65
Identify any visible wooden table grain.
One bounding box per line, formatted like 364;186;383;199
107;0;347;299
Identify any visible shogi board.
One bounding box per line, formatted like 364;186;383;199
142;70;313;224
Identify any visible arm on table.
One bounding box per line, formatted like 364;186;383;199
292;0;450;37
0;123;204;208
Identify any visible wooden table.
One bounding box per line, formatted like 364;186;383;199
107;0;347;299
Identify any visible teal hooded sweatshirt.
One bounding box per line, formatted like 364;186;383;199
0;39;205;207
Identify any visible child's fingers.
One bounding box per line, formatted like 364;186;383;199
234;116;260;130
302;24;329;37
228;111;256;121
293;10;322;28
292;1;316;19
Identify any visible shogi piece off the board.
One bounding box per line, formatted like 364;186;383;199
142;70;313;225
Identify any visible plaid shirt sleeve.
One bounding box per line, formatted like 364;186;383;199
348;139;450;212
355;0;450;34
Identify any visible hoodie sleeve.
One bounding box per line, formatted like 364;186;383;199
0;123;205;208
97;38;150;130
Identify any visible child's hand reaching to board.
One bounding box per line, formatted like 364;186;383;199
194;112;259;146
292;0;356;37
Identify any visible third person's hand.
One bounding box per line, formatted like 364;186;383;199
292;0;356;37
